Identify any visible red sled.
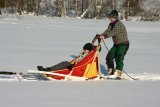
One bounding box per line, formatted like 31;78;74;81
28;42;102;81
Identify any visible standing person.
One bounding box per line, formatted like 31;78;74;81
92;10;129;79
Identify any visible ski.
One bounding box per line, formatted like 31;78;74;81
100;74;139;80
0;71;17;75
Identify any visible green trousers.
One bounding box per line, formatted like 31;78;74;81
106;44;129;71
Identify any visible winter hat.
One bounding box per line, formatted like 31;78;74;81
83;43;93;52
107;10;118;19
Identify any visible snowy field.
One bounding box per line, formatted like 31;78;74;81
0;15;160;107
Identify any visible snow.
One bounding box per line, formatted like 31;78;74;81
0;15;160;107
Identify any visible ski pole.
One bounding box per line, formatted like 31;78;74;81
102;39;109;51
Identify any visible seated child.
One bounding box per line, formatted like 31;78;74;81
37;43;93;71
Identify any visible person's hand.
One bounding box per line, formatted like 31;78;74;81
92;34;100;44
99;35;104;39
95;34;100;38
67;64;74;71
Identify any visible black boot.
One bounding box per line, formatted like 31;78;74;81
37;66;52;71
67;64;74;71
44;67;52;71
37;66;44;71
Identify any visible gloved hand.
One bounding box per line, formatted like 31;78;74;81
67;64;74;71
92;34;100;44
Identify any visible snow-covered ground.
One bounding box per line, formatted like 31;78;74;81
0;15;160;107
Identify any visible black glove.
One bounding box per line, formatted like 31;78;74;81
92;34;100;44
67;64;74;71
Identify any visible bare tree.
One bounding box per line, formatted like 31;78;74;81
75;0;78;16
34;0;41;16
95;0;102;19
142;0;160;16
61;0;66;17
80;0;96;18
0;0;159;21
0;0;5;15
141;0;160;21
54;0;66;17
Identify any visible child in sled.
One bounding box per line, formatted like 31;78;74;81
37;43;93;71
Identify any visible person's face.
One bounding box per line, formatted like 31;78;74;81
83;49;90;54
108;17;116;23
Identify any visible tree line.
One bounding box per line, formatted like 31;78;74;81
0;0;159;21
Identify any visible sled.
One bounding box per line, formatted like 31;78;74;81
28;41;102;81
